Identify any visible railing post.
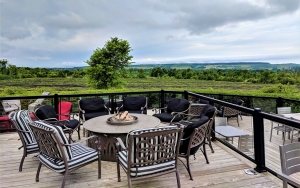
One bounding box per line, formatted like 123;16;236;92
276;97;283;113
253;108;266;173
184;90;188;100
160;90;165;113
54;94;59;113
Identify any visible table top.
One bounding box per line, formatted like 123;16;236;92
281;113;300;120
215;125;249;137
83;114;161;134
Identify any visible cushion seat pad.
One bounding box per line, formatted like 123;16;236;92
39;143;98;173
153;113;183;122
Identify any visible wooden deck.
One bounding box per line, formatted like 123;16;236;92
0;115;297;188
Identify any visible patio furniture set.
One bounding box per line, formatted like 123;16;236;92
4;95;300;187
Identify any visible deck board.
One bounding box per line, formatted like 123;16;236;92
0;115;292;187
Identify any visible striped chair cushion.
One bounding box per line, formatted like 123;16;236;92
26;142;39;153
121;126;179;177
13;110;36;145
31;121;73;160
39;143;98;173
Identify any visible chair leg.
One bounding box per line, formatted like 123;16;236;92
61;170;69;188
203;144;209;164
116;154;121;182
237;116;239;127
127;174;132;188
186;156;193;180
175;169;181;188
207;137;214;153
98;153;101;179
77;126;81;140
270;122;273;142
36;162;42;182
283;132;286;145
19;153;26;172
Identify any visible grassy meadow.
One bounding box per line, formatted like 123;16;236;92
1;77;300;99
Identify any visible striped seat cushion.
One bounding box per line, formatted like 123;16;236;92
31;121;73;160
13;110;36;145
39;143;98;173
118;150;175;177
121;126;178;177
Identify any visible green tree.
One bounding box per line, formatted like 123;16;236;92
0;59;8;75
85;37;133;89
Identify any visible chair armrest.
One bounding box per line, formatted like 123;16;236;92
277;172;300;187
115;137;127;150
116;105;124;113
152;107;165;114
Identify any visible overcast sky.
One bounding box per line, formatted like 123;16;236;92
1;0;299;68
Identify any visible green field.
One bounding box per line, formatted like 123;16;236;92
1;77;299;99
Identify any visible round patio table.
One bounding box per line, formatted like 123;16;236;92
83;114;160;161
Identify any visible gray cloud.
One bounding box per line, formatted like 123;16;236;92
0;0;299;67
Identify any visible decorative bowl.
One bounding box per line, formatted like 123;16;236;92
106;115;138;125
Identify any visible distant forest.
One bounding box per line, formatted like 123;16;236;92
1;62;299;84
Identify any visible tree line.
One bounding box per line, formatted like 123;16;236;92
1;59;299;85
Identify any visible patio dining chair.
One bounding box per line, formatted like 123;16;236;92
78;97;110;136
153;98;191;124
28;121;101;188
9;110;39;172
34;105;80;142
178;117;211;180
277;142;300;188
116;96;147;114
269;116;293;146
177;105;217;153
116;126;183;188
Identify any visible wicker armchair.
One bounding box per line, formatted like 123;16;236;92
9;110;39;172
28;121;101;188
116;126;183;188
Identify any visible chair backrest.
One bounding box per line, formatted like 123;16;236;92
35;105;57;120
188;103;206;116
200;104;216;118
79;98;106;112
187;119;210;152
222;106;240;116
231;98;243;105
58;101;72;120
126;126;182;169
122;96;147;111
279;142;300;175
215;117;227;126
29;121;73;161
181;116;210;154
238;135;254;152
9;110;36;145
277;107;292;115
166;98;190;113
